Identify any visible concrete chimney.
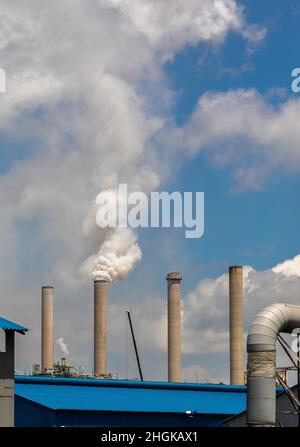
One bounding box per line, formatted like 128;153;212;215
166;272;182;383
41;286;54;371
94;279;107;376
229;266;244;385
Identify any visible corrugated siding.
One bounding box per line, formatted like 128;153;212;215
0;317;29;333
15;397;230;427
48;409;227;427
14;377;247;427
15;396;56;427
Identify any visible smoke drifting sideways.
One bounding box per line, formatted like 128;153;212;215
80;227;142;283
57;337;69;356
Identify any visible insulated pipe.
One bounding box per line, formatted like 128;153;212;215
229;266;244;385
247;303;300;426
167;272;182;382
41;286;54;371
94;279;107;376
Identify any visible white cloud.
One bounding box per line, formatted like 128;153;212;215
0;0;267;377
169;89;300;190
0;0;262;284
273;254;300;278
101;253;300;381
106;0;265;60
104;254;300;374
182;254;300;358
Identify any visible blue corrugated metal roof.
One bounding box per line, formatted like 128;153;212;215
15;376;246;415
0;317;29;334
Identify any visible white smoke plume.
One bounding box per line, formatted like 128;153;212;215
0;1;266;374
57;337;69;356
0;0;264;287
80;228;142;282
80;187;144;282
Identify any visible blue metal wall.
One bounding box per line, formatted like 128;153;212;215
55;410;226;427
15;396;56;427
15;397;227;427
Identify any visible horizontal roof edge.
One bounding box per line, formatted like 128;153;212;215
15;376;246;392
0;317;29;334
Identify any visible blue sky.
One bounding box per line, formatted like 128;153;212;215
156;0;300;284
1;1;299;283
106;0;300;380
1;0;300;381
167;0;300;113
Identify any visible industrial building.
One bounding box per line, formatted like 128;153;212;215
1;267;300;427
0;317;29;427
9;274;247;428
225;385;299;427
14;376;247;427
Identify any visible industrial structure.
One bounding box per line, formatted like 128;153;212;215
41;286;54;371
14;376;246;427
229;266;244;386
94;279;108;377
1;264;300;427
247;303;300;427
225;385;299;427
0;317;29;427
126;310;144;381
167;272;182;383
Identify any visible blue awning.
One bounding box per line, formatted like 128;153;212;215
0;317;29;334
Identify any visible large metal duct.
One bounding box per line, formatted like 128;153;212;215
41;286;54;371
94;279;107;376
229;266;244;385
247;303;300;426
167;272;182;382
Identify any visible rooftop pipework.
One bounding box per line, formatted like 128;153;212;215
247;303;300;426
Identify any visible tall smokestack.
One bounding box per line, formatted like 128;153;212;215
229;266;244;385
94;279;107;376
41;286;54;371
166;272;182;382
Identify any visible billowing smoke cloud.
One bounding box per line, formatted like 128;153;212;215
57;337;69;356
0;0;264;287
80;185;145;282
81;228;142;282
0;0;266;375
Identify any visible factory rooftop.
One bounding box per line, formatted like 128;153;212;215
0;317;29;334
15;376;247;414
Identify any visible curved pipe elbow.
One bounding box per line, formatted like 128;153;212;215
247;303;300;353
247;303;300;426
